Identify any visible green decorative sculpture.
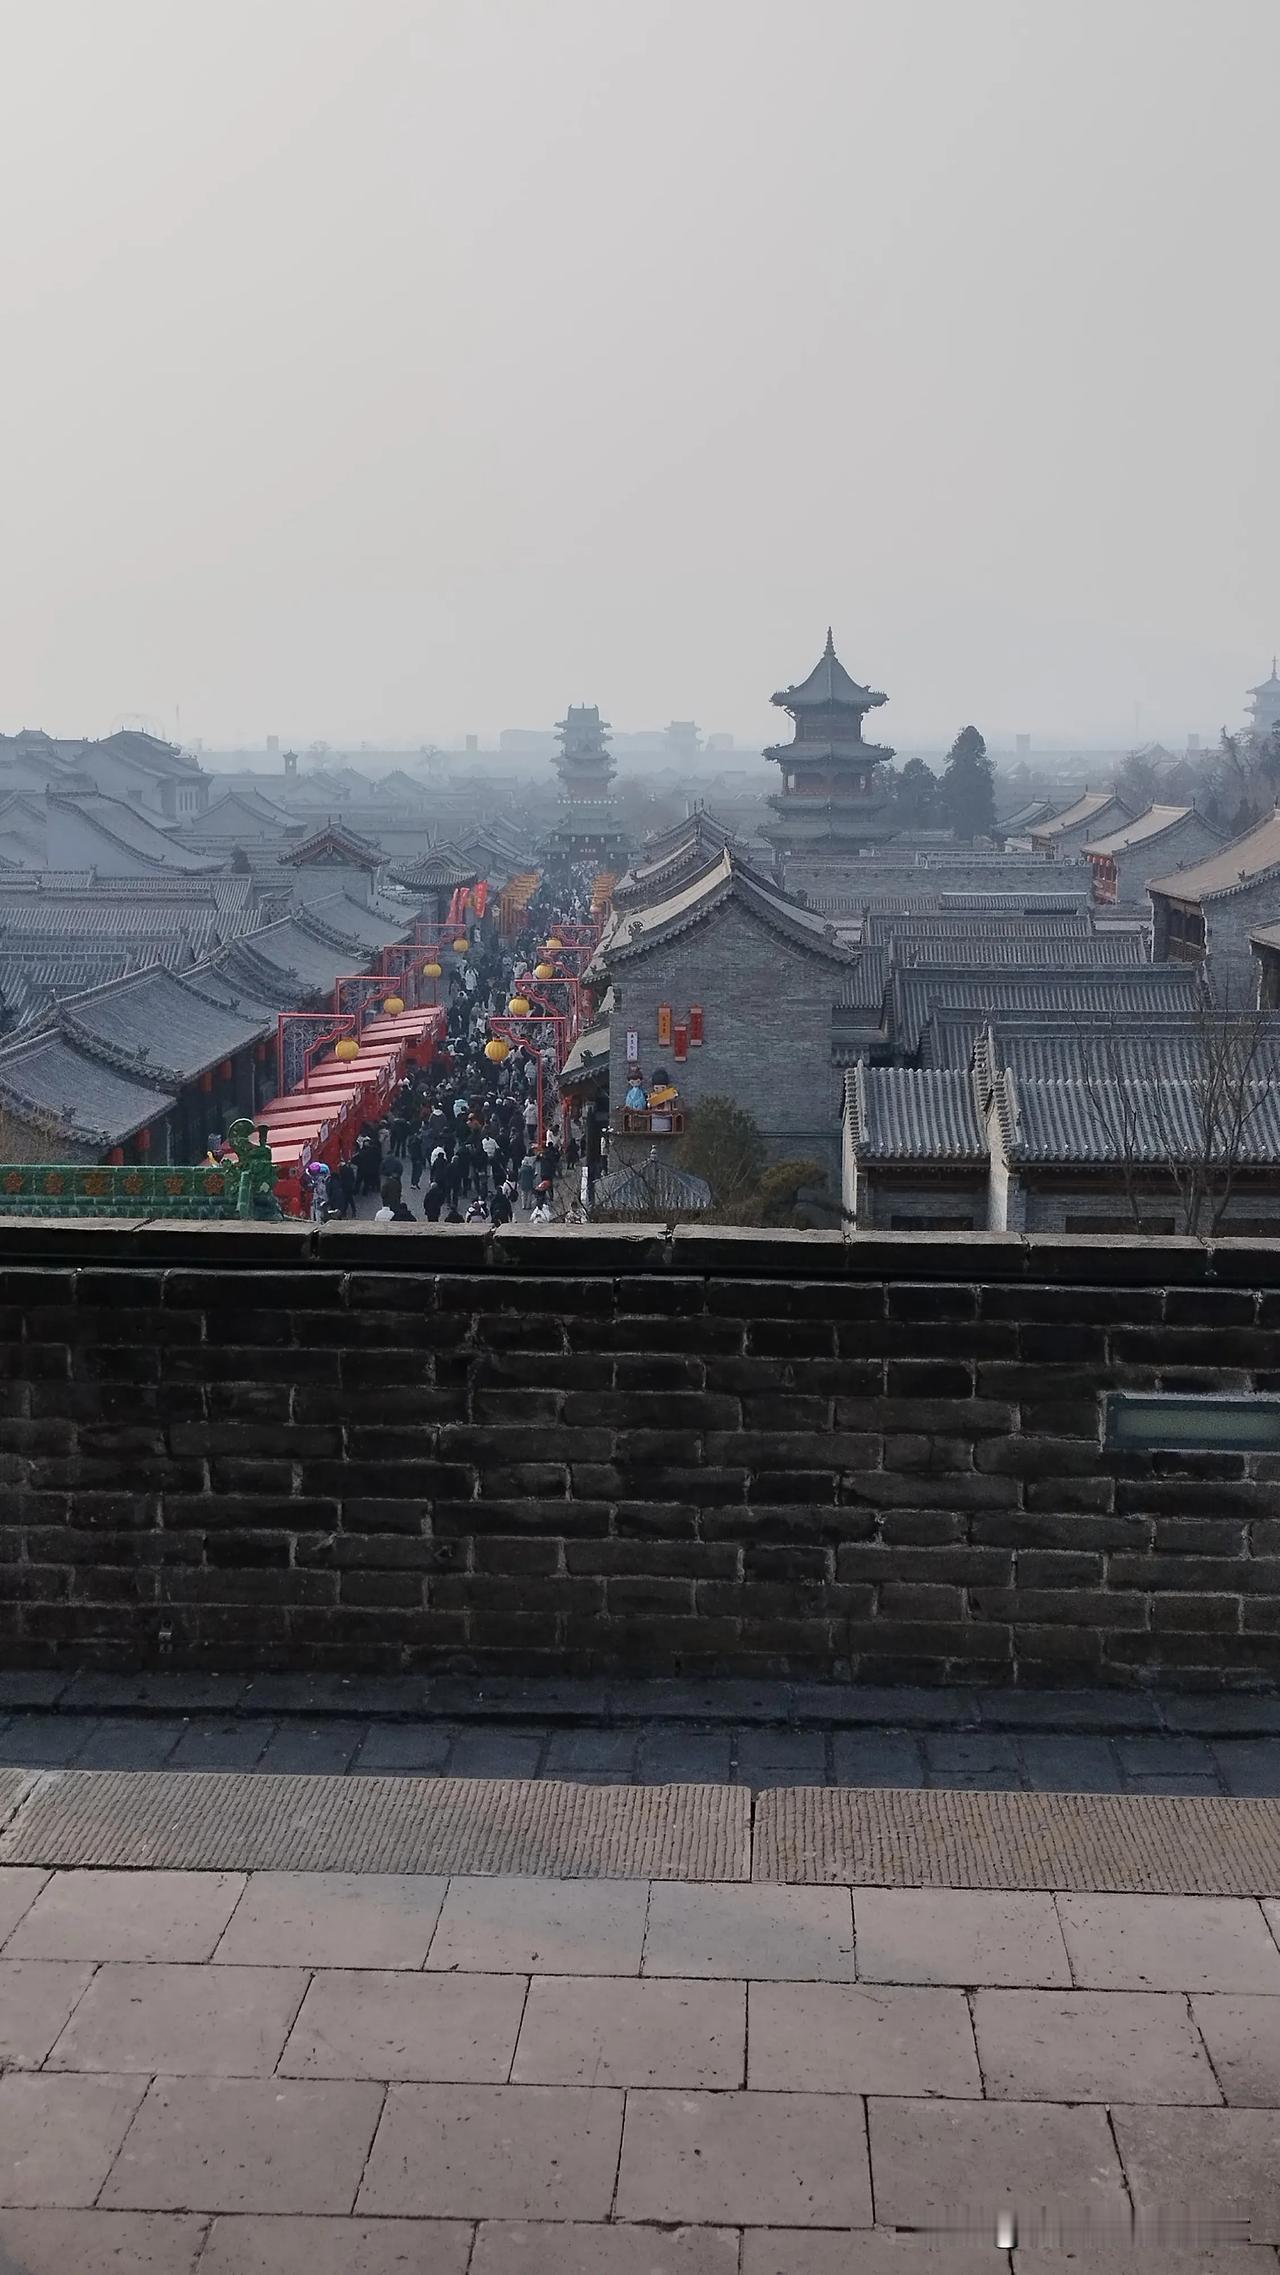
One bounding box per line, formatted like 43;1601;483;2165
225;1117;281;1220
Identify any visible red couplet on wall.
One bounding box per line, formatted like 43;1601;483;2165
673;1024;689;1062
657;1003;673;1048
689;1003;705;1045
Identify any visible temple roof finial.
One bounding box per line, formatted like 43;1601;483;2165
824;626;835;656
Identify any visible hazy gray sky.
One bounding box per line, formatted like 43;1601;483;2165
2;0;1276;750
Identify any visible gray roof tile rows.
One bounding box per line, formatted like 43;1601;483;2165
0;1030;173;1144
890;963;1204;1057
848;1065;987;1162
60;968;276;1085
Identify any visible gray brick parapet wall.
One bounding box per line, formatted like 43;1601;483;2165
2;1220;1280;1690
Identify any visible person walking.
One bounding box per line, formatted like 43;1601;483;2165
517;1152;538;1213
408;1129;426;1189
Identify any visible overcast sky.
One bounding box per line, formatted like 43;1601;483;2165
2;0;1276;751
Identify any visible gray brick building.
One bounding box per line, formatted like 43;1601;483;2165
1149;810;1280;1006
1083;803;1224;908
594;849;863;1190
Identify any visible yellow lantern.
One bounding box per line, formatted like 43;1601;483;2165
334;1038;359;1062
534;961;555;982
508;994;531;1017
484;1036;510;1064
452;936;470;954
545;936;564;951
382;995;405;1015
422;960;443;979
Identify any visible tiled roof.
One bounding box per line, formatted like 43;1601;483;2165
847;1064;987;1162
1083;804;1208;856
390;844;479;890
921;1004;1212;1070
980;1018;1280;1087
837;946;889;1011
0;1030;172;1144
57;968;274;1084
890;934;1146;970
559;1021;611;1085
865;910;1094;946
995;1070;1280;1166
599;849;861;969
298;896;410;951
771;631;887;714
1149;811;1280;904
997;798;1060;833
594;1154;712;1213
1031;792;1132;839
281;822;384;870
47;792;220;873
888;962;1203;1056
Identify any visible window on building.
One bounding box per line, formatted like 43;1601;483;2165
889;1213;977;1231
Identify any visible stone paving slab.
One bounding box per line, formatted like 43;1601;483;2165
758;1784;1280;1894
10;1705;1280;1797
0;1772;750;1879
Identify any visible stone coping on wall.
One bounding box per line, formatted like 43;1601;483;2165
0;1216;1277;1284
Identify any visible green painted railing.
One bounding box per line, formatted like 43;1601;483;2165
0;1163;241;1218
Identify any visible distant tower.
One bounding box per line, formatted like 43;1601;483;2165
1247;659;1280;740
540;705;630;874
663;721;702;764
762;629;896;859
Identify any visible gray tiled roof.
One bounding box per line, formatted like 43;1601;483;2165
847;1065;987;1162
997;1071;1280;1165
0;1030;172;1143
922;1005;1219;1070
837;946;889;1011
1149;811;1280;904
47;792;220;873
889;963;1204;1056
771;630;886;714
865;910;1094;946
594;1155;713;1213
59;968;274;1084
890;934;1146;971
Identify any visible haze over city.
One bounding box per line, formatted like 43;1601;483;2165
2;0;1276;751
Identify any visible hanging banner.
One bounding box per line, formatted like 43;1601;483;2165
689;1003;705;1045
673;1023;688;1062
626;1029;639;1062
657;1004;673;1049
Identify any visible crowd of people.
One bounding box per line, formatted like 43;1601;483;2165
303;899;600;1228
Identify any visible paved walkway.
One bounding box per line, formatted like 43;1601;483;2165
3;1695;1280;1796
3;1861;1280;2267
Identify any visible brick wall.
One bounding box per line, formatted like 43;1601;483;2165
2;1220;1279;1689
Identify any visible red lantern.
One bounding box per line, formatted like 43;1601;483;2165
689;1003;704;1046
200;1070;214;1094
673;1023;688;1062
657;1003;673;1049
219;1060;233;1081
107;1147;124;1166
255;1042;268;1063
136;1128;151;1154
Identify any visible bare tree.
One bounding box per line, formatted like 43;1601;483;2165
1070;995;1278;1235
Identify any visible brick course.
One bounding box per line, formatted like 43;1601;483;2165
0;1221;1278;1688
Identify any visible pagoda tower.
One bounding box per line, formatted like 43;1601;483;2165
762;630;896;859
539;704;631;874
1247;659;1280;742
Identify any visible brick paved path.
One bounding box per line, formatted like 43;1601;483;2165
3;1675;1280;1795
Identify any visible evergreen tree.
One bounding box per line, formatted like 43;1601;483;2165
940;725;996;841
891;756;942;831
